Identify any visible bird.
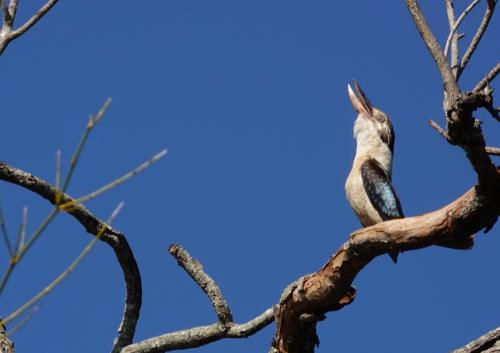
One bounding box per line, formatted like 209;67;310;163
344;81;403;263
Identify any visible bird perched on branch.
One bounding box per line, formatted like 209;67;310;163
345;81;403;263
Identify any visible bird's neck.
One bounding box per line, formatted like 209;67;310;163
353;135;393;177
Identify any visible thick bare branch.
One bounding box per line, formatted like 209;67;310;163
168;244;233;325
405;0;460;96
458;0;497;77
121;308;274;353
272;177;500;353
451;326;500;353
0;161;141;353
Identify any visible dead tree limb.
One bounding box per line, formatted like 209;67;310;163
0;0;59;55
0;161;141;353
451;326;500;353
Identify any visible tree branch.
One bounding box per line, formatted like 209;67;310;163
272;178;499;353
474;62;500;92
168;244;233;325
451;326;500;353
121;308;274;353
0;161;141;353
405;0;460;97
0;0;59;55
8;0;58;41
444;0;481;61
485;146;500;156
458;0;497;78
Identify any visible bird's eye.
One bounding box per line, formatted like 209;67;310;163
376;115;385;123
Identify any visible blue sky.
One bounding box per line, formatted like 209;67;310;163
1;1;499;352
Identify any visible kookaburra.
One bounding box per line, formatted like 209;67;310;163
345;81;403;263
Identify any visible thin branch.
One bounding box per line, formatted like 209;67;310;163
0;204;13;256
61;98;112;194
55;149;62;205
16;206;28;251
121;308;274;353
485;146;500;156
0;162;142;353
458;0;497;77
1;202;124;326
405;0;460;97
168;244;233;325
445;0;460;77
6;306;39;337
444;0;482;58
428;119;451;141
8;0;59;41
0;208;58;296
59;149;168;211
451;326;500;353
474;62;500;92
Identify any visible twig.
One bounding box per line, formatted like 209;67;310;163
169;244;233;325
0;161;142;353
16;206;28;250
0;208;58;296
444;0;482;58
8;0;59;41
485;146;500;156
61;98;112;193
405;0;460;97
458;0;497;78
55;149;62;205
1;202;124;326
60;149;168;211
6;306;39;337
0;204;13;256
121;308;274;353
474;62;500;92
428;119;450;141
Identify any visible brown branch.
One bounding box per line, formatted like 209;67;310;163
272;176;500;353
458;0;497;78
451;326;500;353
0;161;141;353
428;119;451;141
474;62;500;92
121;308;274;353
168;244;233;325
405;0;460;97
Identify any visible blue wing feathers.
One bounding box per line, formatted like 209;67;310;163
361;159;403;220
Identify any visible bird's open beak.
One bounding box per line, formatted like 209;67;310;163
347;81;373;118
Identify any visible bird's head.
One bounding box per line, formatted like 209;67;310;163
347;81;395;153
